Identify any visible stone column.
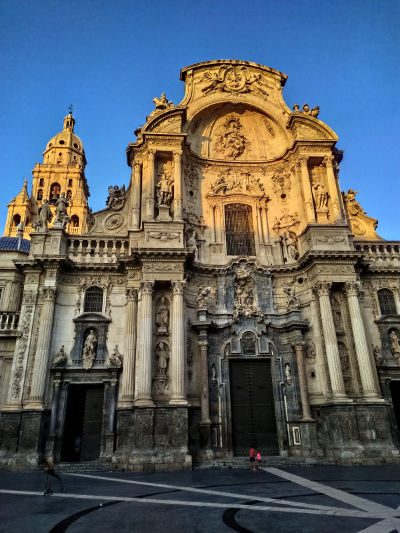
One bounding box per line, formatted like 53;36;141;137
293;343;313;420
215;205;223;243
169;281;187;405
345;282;381;399
131;161;142;229
199;337;211;424
119;288;138;407
314;282;347;400
134;281;154;406
146;150;155;220
299;157;316;223
261;205;270;244
173;151;183;221
25;287;57;408
323;155;341;221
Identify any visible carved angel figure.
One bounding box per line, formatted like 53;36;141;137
82;329;97;370
197;286;211;310
312;182;329;210
106;184;126;210
283;284;300;311
53;345;67;367
108;345;123;368
343;189;365;216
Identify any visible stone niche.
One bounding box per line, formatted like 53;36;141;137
70;312;111;366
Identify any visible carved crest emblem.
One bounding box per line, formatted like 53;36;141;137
201;65;269;97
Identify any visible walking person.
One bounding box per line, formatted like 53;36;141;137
43;456;64;495
256;450;262;469
249;446;256;471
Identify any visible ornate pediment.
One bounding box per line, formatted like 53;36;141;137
200;64;270;97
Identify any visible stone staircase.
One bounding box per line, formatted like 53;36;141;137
195;456;333;469
58;461;118;473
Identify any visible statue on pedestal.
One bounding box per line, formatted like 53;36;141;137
82;329;97;370
54;192;69;228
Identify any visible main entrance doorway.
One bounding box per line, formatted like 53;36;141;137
229;358;278;455
61;384;104;462
390;380;400;443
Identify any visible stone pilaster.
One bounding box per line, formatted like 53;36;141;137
298;157;316;223
173;151;183;221
199;337;211;424
134;281;154;406
323;155;341;221
146;150;155;220
119;288;139;408
344;282;381;399
314;282;347;400
293;343;313;420
169;281;187;405
131;161;142;229
25;287;57;409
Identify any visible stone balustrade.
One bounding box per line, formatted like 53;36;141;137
67;238;129;263
355;241;400;264
0;312;20;332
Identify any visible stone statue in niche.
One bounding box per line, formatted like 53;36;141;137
233;268;260;318
156;172;174;207
82;329;97;370
389;330;400;362
215;116;249;159
37;199;51;230
197;286;211;310
155;297;169;335
283;284;300;311
106;184;126;211
107;345;122;368
284;363;292;384
210;362;217;384
187;230;199;260
156;341;169;376
312;181;329;210
53;345;67;367
54;192;70;228
373;345;382;365
281;231;298;262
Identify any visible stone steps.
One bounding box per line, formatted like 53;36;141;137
58;461;118;473
195;456;333;469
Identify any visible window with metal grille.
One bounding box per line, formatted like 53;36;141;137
225;203;255;256
84;286;103;313
378;289;397;316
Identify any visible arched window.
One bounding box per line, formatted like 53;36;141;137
70;214;79;227
241;332;257;355
13;214;21;226
68;179;73;187
49;183;61;204
225;203;255;256
378;289;397;316
39;178;44;186
37;189;43;200
84;286;103;313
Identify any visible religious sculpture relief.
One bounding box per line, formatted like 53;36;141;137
208;169;264;196
233;267;260;318
343;189;364;216
292;103;320;117
82;329;97;370
271;170;292;196
312;181;329;211
53;345;67;367
338;342;353;394
12;304;34;398
389;330;400;363
156;171;174;207
273;208;300;235
106;185;126;211
304;338;316;363
214;117;250;159
153;341;170;393
155;296;170;335
153;92;174;111
283;283;300;311
54;192;70;228
197;286;211;311
107;345;123;368
373;345;382;365
186;229;199;260
147;231;180;242
280;231;298;263
284;363;292;384
201;65;269;97
36;199;51;231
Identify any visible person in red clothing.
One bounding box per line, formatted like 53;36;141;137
249;447;256;470
256;450;262;469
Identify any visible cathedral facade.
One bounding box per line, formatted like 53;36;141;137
1;60;400;470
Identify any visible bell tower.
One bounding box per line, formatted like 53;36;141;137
3;111;90;237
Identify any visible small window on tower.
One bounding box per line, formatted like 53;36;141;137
39;178;44;186
50;183;61;204
13;214;21;227
66;190;72;200
37;189;43;201
68;179;73;187
70;215;79;227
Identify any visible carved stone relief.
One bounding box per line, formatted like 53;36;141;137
214;116;250;159
208;169;264;196
201;65;269;97
233;267;260;318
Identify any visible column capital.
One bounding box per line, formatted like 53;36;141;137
171;280;185;295
22;290;37;306
293;342;305;353
133;160;142;171
313;281;332;297
198;339;209;349
126;288;139;302
173;150;183;161
140;281;154;295
298;156;309;166
41;286;57;302
322;154;335;167
344;281;360;297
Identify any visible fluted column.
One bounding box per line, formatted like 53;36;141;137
131;161;142;229
199;337;211;424
261;204;270;244
323;155;341;222
314;282;347;400
173;151;183;221
169;281;187;405
293;343;313;420
26;287;57;408
134;281;154;406
119;288;139;407
299;157;316;223
345;282;381;399
146;150;155;220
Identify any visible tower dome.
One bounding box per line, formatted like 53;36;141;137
43;111;86;167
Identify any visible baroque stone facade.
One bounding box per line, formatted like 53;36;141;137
0;59;399;470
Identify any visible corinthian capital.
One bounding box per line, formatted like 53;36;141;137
140;281;154;295
344;281;360;297
41;286;57;302
126;288;139;302
313;281;332;297
293;342;305;353
173;150;183;162
298;156;308;166
322;154;335;167
171;280;185;295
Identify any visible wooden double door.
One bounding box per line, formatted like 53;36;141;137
230;358;278;456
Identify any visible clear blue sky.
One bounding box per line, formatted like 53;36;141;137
1;0;399;239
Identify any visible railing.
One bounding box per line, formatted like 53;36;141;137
0;312;20;332
68;226;81;235
67;238;130;263
354;241;400;264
